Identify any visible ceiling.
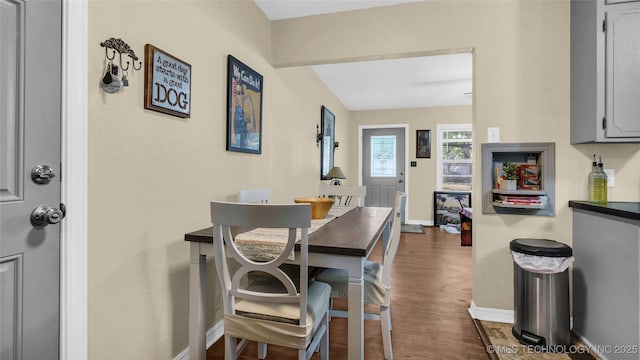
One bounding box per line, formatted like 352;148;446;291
254;0;472;111
254;0;424;20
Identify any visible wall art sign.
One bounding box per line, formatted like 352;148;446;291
320;106;335;180
433;191;471;226
144;44;191;118
416;129;431;158
227;55;263;154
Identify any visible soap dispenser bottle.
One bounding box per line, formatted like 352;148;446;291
596;156;608;202
589;155;607;202
588;154;598;201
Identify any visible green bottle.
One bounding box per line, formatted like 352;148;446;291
589;155;607;202
588;154;598;201
595;156;608;202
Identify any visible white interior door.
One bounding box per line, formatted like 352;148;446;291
1;0;62;358
361;127;406;209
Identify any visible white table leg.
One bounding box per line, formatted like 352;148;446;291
189;243;206;360
347;258;365;360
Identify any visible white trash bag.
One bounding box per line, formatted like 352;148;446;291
511;251;575;274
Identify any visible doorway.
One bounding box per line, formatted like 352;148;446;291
359;125;409;219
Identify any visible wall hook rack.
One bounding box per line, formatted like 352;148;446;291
100;37;142;71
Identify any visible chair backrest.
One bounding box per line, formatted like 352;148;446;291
381;191;406;287
318;183;366;206
210;201;312;325
238;188;270;204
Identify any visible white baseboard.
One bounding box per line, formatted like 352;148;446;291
469;300;575;333
573;331;611;360
174;321;224;360
467;300;514;324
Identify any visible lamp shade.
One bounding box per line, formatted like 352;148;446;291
326;166;346;179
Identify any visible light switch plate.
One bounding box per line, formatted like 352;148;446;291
488;127;500;143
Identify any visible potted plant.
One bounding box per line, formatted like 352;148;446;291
502;161;518;190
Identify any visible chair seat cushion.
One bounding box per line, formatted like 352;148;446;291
226;280;331;349
315;260;390;306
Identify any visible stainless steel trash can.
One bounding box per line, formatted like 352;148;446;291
510;238;572;350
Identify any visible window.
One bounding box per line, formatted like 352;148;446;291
436;124;472;191
370;135;396;177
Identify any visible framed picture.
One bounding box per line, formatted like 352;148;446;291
416;129;431;158
144;44;191;118
320;106;335;180
433;191;471;226
227;55;263;154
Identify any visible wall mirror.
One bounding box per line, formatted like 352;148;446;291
320;105;335;180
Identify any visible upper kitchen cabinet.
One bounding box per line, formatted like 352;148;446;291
571;0;640;143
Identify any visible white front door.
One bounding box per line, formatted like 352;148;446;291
1;0;63;358
361;127;406;208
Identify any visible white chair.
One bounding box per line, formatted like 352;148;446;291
315;191;405;360
318;183;366;206
238;188;270;204
210;201;330;360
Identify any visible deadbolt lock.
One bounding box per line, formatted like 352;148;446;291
31;165;56;184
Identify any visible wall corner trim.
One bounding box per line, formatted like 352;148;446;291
467;300;514;324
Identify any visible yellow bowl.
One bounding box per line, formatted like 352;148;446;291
294;197;335;219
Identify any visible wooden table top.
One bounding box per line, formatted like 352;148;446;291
184;206;392;257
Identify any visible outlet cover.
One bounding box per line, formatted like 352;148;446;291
604;168;615;186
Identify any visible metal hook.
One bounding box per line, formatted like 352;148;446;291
100;38;142;89
105;47;116;61
128;49;142;71
120;52;130;71
100;38;141;71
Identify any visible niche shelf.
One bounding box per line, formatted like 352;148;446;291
482;142;555;216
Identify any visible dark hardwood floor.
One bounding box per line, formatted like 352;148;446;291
207;227;488;359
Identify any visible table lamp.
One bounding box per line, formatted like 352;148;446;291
327;166;346;185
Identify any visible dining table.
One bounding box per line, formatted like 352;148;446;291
184;205;393;360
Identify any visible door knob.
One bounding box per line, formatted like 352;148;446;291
31;205;65;227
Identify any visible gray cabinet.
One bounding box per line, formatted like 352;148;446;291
571;206;640;360
571;0;640;143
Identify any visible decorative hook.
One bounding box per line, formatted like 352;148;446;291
105;47;116;61
119;53;129;71
131;50;142;71
100;37;142;74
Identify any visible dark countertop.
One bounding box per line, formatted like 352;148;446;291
568;201;640;221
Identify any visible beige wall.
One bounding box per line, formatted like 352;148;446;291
87;1;349;358
271;0;640;312
85;0;640;358
350;107;472;223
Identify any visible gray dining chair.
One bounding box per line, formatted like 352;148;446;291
210;201;330;360
318;183;366;206
315;191;405;360
238;187;270;204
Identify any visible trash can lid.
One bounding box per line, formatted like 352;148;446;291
510;238;572;257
